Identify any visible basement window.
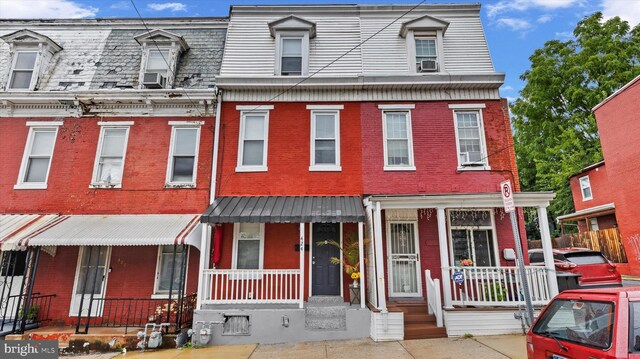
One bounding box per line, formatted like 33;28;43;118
222;315;250;335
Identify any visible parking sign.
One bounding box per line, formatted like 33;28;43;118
500;180;515;213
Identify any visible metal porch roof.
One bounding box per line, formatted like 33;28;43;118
1;214;202;251
556;203;616;222
201;196;365;223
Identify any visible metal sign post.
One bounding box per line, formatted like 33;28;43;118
501;180;535;325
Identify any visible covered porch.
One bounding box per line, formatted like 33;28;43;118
364;192;558;338
0;214;201;336
195;196;371;344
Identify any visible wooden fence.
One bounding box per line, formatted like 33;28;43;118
528;228;628;263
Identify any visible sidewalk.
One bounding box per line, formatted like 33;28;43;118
70;335;526;359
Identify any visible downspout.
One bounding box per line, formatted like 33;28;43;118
197;89;222;310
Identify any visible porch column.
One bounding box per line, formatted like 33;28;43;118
537;206;559;297
299;223;305;309
196;223;210;310
358;222;365;309
373;202;387;312
436;207;453;309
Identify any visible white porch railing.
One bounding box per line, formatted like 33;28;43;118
444;266;551;307
201;269;301;305
424;270;443;327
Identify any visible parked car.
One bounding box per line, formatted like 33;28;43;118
527;287;640;359
529;248;622;289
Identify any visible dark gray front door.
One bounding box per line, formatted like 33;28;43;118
312;223;341;296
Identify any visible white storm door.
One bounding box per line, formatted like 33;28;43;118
387;222;422;297
70;246;111;316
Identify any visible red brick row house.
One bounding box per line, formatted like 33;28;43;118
1;3;559;344
0;18;227;335
193;3;556;344
558;75;640;275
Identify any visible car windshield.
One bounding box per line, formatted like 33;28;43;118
532;299;614;349
564;252;607;264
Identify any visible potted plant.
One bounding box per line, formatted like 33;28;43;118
317;232;367;287
18;304;39;324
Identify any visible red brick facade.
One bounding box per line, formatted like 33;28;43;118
569;163;612;212
593;78;640;275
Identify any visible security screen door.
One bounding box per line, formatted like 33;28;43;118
387;222;422;297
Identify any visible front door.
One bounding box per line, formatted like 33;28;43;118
70;246;111;316
387;222;422;297
312;223;341;296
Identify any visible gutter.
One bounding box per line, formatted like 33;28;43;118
210;88;222;204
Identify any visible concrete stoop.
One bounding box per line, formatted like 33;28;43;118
305;296;347;331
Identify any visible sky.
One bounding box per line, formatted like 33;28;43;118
1;0;639;100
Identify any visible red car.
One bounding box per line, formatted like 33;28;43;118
529;248;622;289
527;287;640;359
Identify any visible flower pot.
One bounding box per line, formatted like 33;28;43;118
352;279;359;288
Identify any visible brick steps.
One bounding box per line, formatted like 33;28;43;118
388;301;447;340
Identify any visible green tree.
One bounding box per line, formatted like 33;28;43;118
512;12;640;222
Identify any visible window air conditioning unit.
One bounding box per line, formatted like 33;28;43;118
143;72;166;89
419;60;438;72
461;151;483;165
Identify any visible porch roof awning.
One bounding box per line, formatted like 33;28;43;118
1;214;59;246
201;196;365;223
1;214;202;251
366;192;556;209
556;203;615;222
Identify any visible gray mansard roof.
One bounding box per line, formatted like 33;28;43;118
0;18;227;92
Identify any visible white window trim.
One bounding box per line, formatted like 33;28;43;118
406;30;445;73
274;32;309;77
309;109;341;171
164;123;202;188
152;245;190;299
90;122;133;189
450;105;491;171
231;223;265;270
14;122;62;190
446;209;500;267
7;49;39;91
236;110;270;172
145;47;171;73
579;175;593;201
381;107;416;171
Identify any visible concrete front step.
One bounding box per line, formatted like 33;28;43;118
305;305;347;318
304;315;347;330
307;296;343;304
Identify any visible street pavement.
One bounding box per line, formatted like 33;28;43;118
67;335;527;359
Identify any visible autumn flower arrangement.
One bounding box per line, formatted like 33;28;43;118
460;258;474;267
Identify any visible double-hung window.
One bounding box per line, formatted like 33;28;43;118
91;122;132;187
15;122;61;189
450;104;489;170
415;37;437;72
380;105;415;171
448;210;497;267
9;51;38;90
146;49;170;75
233;223;264;270
579;176;592;200
236;106;271;172
166;122;202;187
280;37;303;76
154;245;187;297
308;105;342;171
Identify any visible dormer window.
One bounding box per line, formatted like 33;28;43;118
415;37;437;72
399;15;449;73
134;29;189;89
269;15;316;77
281;37;303;76
1;29;62;91
9;51;37;89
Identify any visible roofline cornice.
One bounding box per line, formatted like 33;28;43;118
230;3;481;14
215;73;505;90
0;18;228;28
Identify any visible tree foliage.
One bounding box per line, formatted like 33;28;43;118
512;12;640;219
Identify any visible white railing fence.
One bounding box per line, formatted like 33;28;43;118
444;266;551;307
424;270;443;327
201;269;301;305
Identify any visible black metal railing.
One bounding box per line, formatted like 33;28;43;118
80;293;197;334
0;292;56;334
